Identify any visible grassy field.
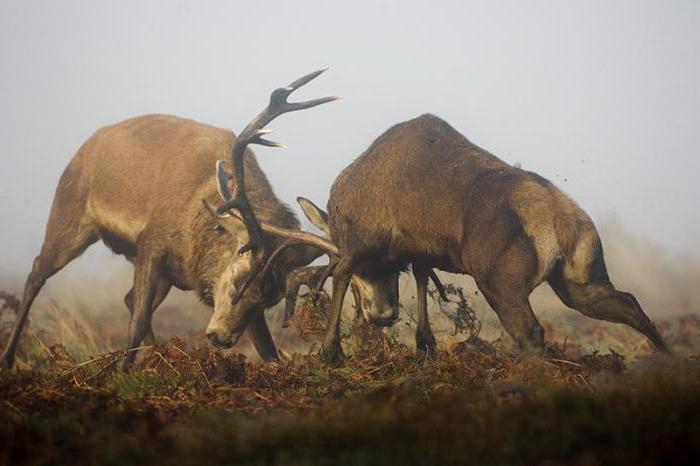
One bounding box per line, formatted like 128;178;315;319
1;284;699;465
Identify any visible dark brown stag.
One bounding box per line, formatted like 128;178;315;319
231;113;669;366
0;69;338;369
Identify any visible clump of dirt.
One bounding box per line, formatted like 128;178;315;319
577;349;626;374
288;289;331;342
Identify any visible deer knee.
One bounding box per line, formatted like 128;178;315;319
124;289;134;312
29;255;47;277
23;257;55;293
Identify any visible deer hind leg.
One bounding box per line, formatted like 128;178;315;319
1;209;98;369
413;265;436;359
479;286;545;352
246;311;278;362
548;258;669;352
475;237;545;352
124;279;171;347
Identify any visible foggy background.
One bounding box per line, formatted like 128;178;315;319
1;1;698;326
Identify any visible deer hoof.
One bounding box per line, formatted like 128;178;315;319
415;331;437;360
321;344;345;368
120;357;136;372
0;355;14;370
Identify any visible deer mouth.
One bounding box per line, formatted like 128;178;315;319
365;313;399;328
371;317;398;327
207;332;233;349
206;328;245;349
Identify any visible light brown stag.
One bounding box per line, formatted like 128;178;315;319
0;69;338;369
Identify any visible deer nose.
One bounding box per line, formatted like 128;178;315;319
369;315;398;327
367;309;399;327
206;331;232;348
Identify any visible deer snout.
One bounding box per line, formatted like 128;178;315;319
367;314;398;327
206;330;233;349
362;300;399;327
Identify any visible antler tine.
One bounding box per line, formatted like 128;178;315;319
282;96;342;113
287;67;329;90
310;257;338;305
223;68;339;257
254;138;286;148
205;198;340;255
241;68;340;145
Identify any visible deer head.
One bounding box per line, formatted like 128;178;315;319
203;69;339;347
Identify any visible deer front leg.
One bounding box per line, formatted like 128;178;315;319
122;252;164;369
124;279;171;346
413;265;437;359
321;259;353;367
246;310;279;362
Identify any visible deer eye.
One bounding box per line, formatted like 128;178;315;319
214;225;227;234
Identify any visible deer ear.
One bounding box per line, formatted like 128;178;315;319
297;197;330;234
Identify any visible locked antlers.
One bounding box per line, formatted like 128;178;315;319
213;68;340;257
207;68;339;304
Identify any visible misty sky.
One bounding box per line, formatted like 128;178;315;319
1;0;699;278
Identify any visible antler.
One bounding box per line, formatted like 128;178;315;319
203;200;339;304
205;199;338;255
214;68;340;257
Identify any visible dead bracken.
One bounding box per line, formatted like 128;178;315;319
1;287;699;465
